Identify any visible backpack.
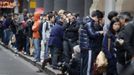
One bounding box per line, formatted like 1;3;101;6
44;22;52;39
45;22;49;32
41;22;49;40
38;21;43;39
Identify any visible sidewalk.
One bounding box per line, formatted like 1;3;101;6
0;42;62;75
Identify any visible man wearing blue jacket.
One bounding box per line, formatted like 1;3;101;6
80;10;104;75
48;14;66;69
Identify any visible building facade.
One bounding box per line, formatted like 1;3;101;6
90;0;134;16
12;0;134;17
34;0;93;17
34;0;134;17
0;0;14;14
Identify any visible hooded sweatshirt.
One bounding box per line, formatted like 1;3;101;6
32;12;41;39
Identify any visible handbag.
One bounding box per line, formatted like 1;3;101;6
95;38;111;73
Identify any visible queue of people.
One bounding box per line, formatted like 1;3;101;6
0;9;134;75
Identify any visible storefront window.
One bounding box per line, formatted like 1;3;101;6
0;0;14;14
0;0;14;8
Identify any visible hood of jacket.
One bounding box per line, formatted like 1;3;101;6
34;12;41;21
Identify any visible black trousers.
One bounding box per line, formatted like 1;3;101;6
63;40;77;64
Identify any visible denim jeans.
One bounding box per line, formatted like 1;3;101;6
24;36;30;55
63;40;75;64
44;42;49;60
33;38;41;62
63;40;71;63
50;46;59;67
4;29;12;45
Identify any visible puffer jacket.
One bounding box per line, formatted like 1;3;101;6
79;17;103;50
79;17;92;50
86;19;103;50
79;24;90;50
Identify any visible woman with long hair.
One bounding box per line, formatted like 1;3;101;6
103;18;121;75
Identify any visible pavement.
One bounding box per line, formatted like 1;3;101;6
0;42;62;75
0;45;46;75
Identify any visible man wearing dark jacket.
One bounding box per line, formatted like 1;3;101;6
62;13;80;64
116;12;133;75
48;15;65;69
3;14;13;46
123;22;134;61
118;20;134;75
80;10;104;75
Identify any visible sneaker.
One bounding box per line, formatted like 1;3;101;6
24;52;27;55
14;47;17;50
15;50;18;54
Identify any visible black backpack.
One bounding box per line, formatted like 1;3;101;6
38;21;49;39
38;21;43;39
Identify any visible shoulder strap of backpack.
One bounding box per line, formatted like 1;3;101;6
45;22;49;32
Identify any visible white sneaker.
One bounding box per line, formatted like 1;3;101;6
24;52;27;55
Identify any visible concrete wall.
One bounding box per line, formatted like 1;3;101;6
84;0;93;16
44;0;54;13
36;0;44;8
90;0;134;16
90;0;104;15
34;0;93;17
116;0;134;16
19;0;134;17
67;0;85;17
54;0;67;11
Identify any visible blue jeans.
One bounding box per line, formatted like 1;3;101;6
44;41;49;60
24;36;30;55
63;40;77;64
50;46;59;67
4;29;12;45
33;38;41;62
